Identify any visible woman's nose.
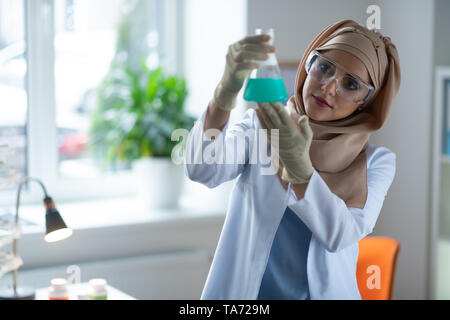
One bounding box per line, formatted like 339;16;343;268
321;78;337;97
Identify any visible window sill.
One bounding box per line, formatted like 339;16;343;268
13;195;227;270
18;195;226;233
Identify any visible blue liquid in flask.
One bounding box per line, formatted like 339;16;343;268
244;78;288;103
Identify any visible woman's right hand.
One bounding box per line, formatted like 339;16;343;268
213;34;276;111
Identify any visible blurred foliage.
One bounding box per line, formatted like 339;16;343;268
89;0;195;168
89;61;195;167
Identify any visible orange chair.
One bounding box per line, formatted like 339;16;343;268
356;236;400;300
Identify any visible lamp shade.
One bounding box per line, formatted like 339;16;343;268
44;207;72;243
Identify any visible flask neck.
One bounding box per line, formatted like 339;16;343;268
259;52;278;67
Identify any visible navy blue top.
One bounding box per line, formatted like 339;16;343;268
257;206;312;300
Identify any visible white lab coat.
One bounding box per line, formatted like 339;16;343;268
184;106;396;300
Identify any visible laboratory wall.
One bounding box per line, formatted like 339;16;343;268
247;0;369;63
182;0;247;124
247;0;436;299
367;0;435;300
180;0;248;215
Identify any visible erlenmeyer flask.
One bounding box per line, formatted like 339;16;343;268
244;28;288;103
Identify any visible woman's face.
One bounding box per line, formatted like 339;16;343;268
302;49;372;122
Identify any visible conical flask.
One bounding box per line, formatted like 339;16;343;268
244;28;288;103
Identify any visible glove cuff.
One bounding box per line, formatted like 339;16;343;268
281;166;313;185
213;82;237;111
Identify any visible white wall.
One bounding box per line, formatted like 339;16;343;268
367;0;435;300
248;0;436;299
181;0;248;213
248;0;370;63
183;0;247;125
432;0;450;300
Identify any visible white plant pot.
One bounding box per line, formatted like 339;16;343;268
132;157;185;211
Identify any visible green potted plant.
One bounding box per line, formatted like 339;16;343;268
89;59;196;210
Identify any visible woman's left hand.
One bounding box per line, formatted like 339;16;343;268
255;102;314;184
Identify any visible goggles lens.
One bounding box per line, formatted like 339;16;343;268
305;50;374;105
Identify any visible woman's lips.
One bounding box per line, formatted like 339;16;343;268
312;95;332;108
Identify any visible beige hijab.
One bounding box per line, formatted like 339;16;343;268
280;19;401;209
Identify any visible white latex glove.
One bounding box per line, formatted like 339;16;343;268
256;102;314;184
213;34;276;111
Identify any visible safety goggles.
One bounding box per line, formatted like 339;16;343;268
305;50;374;105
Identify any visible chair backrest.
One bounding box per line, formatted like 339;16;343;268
356;236;400;300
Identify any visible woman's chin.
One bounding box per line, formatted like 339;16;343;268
305;106;330;122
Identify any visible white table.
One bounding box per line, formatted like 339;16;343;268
35;283;136;300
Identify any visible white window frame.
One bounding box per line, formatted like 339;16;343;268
0;0;182;205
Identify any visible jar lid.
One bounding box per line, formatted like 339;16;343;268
89;278;107;290
49;278;69;299
51;278;67;289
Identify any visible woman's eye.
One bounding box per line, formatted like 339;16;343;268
342;77;360;91
318;61;333;75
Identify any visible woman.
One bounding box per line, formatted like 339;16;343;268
185;19;401;299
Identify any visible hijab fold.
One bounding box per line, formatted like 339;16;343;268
284;20;401;208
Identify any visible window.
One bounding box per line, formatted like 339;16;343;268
0;0;27;191
54;0;131;178
0;0;178;204
0;0;247;211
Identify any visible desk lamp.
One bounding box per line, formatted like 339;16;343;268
0;177;72;300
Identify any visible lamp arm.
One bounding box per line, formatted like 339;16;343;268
12;177;49;294
15;177;48;224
